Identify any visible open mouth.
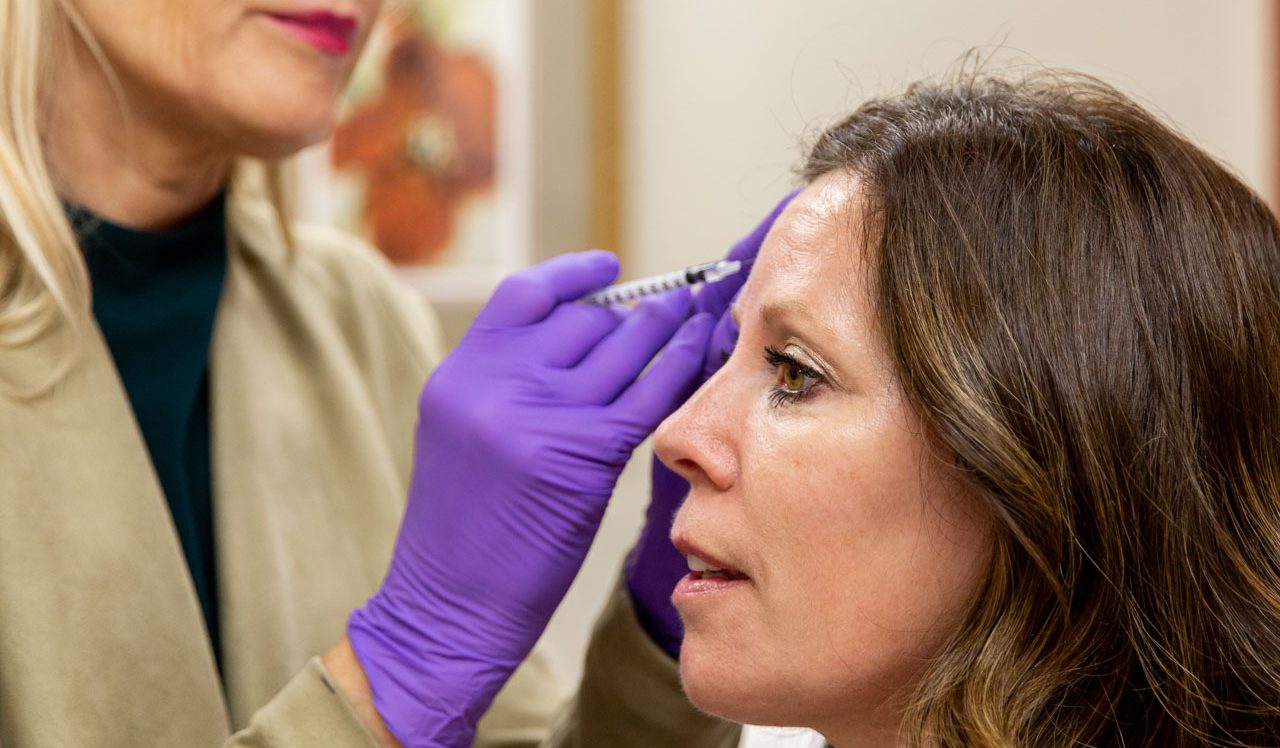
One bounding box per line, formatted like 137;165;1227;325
686;554;750;582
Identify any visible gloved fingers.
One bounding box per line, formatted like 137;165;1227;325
537;302;629;368
725;189;801;262
565;289;692;403
693;189;800;317
473;251;621;329
701;305;741;379
638;283;695;319
612;313;714;428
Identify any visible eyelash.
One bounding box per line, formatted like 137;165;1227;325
763;346;824;407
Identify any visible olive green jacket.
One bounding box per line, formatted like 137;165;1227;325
0;195;560;747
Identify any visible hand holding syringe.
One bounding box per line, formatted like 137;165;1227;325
580;259;752;305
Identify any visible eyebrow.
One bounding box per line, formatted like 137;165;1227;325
757;298;842;342
754;298;853;388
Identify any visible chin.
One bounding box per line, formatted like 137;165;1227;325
219;66;349;158
679;636;795;727
233;106;338;160
680;632;862;734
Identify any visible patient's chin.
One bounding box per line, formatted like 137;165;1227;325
679;632;884;736
679;638;802;727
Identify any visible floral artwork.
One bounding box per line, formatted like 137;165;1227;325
296;0;532;300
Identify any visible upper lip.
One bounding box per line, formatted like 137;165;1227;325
264;9;358;36
672;536;748;577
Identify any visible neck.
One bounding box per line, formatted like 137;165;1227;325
46;35;230;230
820;695;919;748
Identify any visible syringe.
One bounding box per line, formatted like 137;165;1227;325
581;259;749;305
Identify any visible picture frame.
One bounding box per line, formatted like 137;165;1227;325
294;0;536;304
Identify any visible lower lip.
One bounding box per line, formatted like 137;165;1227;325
673;572;753;600
265;15;353;54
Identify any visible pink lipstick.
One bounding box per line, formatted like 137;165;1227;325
265;10;357;54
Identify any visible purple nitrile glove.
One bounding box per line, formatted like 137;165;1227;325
347;250;713;748
625;191;799;658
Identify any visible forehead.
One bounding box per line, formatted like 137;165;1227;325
740;172;868;328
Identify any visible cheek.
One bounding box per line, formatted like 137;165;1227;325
203;29;374;157
774;434;991;692
363;0;388;24
83;2;217;76
89;4;360;152
789;426;987;608
685;407;992;726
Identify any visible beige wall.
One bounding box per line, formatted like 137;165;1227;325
539;0;1273;689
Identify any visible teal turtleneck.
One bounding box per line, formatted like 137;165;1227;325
71;195;228;669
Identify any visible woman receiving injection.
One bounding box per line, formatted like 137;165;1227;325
355;69;1280;748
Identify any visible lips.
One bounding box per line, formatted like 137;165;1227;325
685;553;750;581
672;537;752;598
264;10;357;54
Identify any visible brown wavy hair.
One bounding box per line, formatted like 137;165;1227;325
802;69;1280;746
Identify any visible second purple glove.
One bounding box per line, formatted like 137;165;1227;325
625;192;798;657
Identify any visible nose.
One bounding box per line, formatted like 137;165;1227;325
654;369;738;492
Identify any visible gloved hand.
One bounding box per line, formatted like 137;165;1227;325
625;192;798;657
348;251;714;747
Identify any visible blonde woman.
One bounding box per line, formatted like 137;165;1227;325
0;0;741;746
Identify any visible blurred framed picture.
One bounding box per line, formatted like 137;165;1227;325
296;0;534;302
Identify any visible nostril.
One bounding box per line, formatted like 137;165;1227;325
658;454;715;492
673;457;699;475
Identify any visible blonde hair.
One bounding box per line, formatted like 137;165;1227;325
0;0;293;393
0;0;86;349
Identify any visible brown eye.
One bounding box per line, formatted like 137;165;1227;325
782;363;811;392
764;346;824;407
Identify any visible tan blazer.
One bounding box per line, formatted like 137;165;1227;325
0;194;561;747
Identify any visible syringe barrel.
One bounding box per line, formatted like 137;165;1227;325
580;259;748;305
581;268;691;304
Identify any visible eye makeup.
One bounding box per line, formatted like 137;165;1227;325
763;345;825;407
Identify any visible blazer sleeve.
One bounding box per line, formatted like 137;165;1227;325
223;659;382;748
221;583;741;748
223;652;562;748
546;582;743;748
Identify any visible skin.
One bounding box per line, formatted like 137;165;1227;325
657;171;994;747
45;1;399;744
47;0;381;228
